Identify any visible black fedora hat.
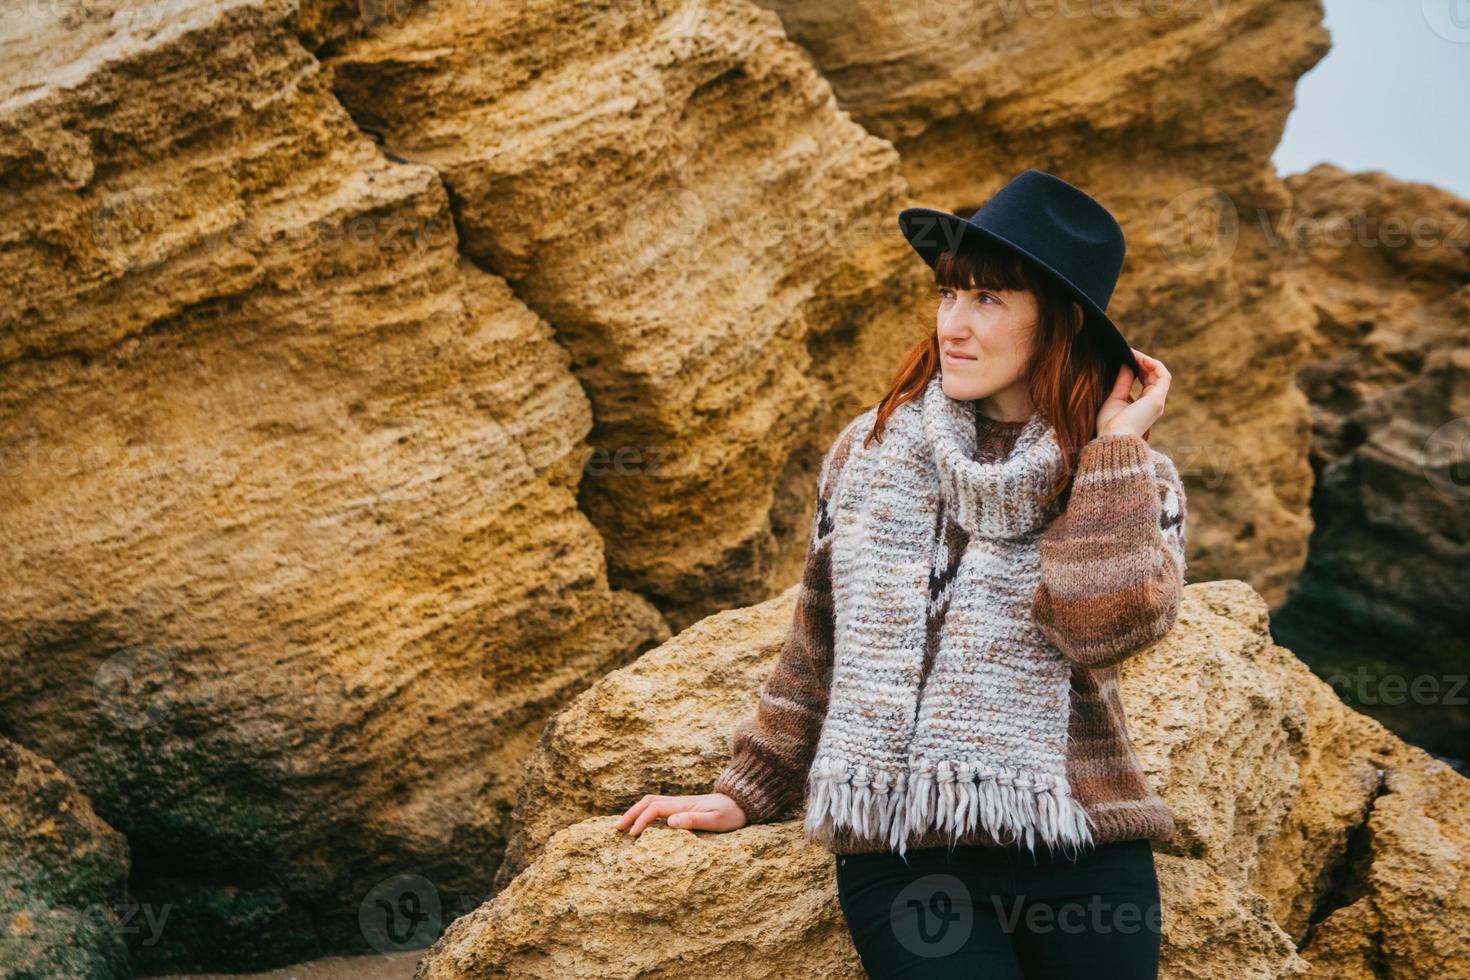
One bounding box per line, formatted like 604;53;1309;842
898;169;1141;380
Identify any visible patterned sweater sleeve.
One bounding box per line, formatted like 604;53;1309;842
1031;433;1188;671
711;420;854;823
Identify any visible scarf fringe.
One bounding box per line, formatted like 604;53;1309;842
806;757;1096;859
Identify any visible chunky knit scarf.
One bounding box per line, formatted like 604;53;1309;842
804;371;1097;859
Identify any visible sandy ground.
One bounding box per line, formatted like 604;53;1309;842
146;950;423;980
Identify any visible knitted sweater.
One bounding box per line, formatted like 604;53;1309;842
713;400;1188;854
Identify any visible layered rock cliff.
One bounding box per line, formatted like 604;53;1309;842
1271;164;1470;771
320;0;922;631
0;0;668;968
2;0;1465;974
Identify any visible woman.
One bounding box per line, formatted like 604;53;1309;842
617;169;1187;979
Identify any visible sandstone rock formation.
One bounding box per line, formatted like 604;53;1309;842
6;0;1465;974
1272;163;1470;771
752;0;1337;607
456;580;1468;977
0;737;131;980
320;0;923;630
0;0;665;969
494;585;808;892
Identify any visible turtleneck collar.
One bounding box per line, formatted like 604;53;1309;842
974;406;1029;462
919;372;1067;538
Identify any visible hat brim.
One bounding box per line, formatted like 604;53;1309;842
898;207;1141;381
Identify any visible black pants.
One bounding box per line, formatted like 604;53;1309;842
835;837;1162;979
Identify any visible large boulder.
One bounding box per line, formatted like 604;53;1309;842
438;580;1467;977
0;0;665;968
0;737;131;980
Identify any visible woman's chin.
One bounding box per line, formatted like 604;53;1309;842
941;373;991;401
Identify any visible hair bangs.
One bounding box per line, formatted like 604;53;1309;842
932;237;1031;294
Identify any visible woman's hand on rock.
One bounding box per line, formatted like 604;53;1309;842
615;792;748;836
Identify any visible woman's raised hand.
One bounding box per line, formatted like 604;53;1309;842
1097;347;1171;439
615;792;748;837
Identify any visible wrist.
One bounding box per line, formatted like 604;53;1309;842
1079;431;1151;482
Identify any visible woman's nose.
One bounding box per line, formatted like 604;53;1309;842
938;305;972;338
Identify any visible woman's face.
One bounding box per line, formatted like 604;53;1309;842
935;282;1038;404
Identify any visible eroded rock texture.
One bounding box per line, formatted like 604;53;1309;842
0;738;131;980
322;0;922;629
5;0;1466;974
751;0;1336;607
465;580;1467;978
493;586;805;891
1272;163;1470;771
0;0;665;969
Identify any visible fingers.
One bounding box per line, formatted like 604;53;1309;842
667;808;722;831
618;795;697;837
1122;351;1169;436
1129;348;1171;399
628;799;674;836
1107;361;1135;401
1131;348;1170;378
616;794;734;838
614;794;656;832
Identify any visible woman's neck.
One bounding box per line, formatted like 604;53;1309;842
974;388;1036;425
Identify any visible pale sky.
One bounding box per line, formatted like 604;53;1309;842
1274;0;1470;198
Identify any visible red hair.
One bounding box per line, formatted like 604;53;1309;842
863;235;1143;510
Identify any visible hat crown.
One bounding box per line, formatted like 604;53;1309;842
968;169;1125;309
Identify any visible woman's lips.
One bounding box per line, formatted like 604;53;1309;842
944;350;977;362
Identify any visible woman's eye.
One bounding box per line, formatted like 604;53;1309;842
936;287;997;303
